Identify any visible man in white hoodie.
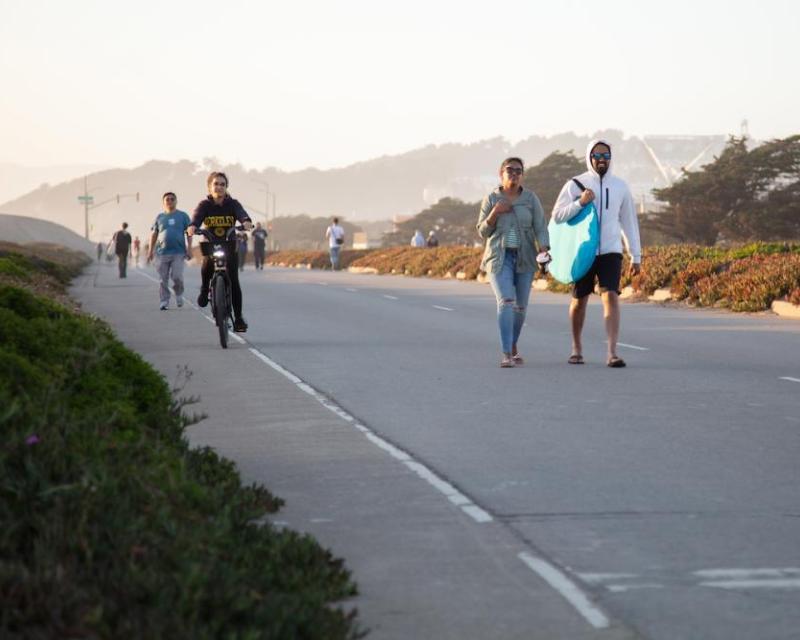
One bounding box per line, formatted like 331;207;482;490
551;139;642;367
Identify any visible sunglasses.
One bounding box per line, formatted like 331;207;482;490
504;167;524;175
591;152;611;160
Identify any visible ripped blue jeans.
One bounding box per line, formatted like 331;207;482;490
488;250;534;354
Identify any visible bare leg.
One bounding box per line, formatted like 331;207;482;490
569;296;588;357
602;291;620;360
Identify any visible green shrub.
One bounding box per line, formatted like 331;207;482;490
0;285;360;639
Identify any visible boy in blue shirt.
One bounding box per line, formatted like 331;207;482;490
147;192;193;310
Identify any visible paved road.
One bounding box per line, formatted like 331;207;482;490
76;261;800;640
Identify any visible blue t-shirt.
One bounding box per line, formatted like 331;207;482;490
152;210;192;255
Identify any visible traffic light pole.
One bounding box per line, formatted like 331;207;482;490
79;175;139;240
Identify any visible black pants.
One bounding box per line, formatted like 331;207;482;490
254;247;265;269
201;253;243;319
117;252;128;278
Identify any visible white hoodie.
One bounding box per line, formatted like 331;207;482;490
551;138;641;262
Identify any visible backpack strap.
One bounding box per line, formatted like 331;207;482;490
572;178;587;191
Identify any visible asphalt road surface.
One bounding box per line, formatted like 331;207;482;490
77;262;800;639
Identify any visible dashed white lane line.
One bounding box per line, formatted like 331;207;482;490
607;583;663;593
779;376;800;383
246;347;493;525
345;288;358;292
617;342;649;351
383;294;399;300
518;553;610;629
432;305;454;312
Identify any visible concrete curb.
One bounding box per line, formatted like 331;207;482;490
772;300;800;319
648;288;672;302
347;266;378;274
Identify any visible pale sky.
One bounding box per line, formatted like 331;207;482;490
1;0;797;171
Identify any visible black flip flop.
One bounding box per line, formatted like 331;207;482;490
607;356;627;368
567;354;584;365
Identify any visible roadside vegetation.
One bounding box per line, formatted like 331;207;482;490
0;244;361;639
267;242;800;313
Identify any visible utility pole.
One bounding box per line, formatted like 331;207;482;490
271;192;277;251
252;179;270;220
78;176;95;239
77;175;140;240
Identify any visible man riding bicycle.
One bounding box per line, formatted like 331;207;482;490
187;171;253;332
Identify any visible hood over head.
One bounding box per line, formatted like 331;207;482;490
585;138;613;176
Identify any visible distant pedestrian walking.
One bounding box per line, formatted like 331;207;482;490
147;193;193;310
111;223;132;278
411;230;425;247
426;230;439;248
326;217;345;270
237;231;248;271
477;157;549;368
252;222;268;270
132;236;141;266
96;242;103;262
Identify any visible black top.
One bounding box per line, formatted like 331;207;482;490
192;195;252;242
252;228;268;249
114;230;132;253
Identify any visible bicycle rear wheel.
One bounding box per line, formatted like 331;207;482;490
213;275;228;349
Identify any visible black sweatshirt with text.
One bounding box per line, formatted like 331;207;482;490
192;195;252;249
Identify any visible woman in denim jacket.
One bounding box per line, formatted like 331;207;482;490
477;157;550;368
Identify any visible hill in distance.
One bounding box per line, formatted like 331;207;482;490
0;130;726;243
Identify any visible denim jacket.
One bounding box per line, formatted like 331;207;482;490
477;187;549;274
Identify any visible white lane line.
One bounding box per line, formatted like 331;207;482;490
695;568;800;590
383;295;399;300
607;583;663;593
518;553;610;629
345;288;357;292
433;305;454;312
694;568;800;578
701;579;800;589
779;376;800;383
617;342;649;351
318;282;328;286
578;572;638;585
245;346;493;524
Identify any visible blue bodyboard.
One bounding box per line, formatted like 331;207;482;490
547;202;599;284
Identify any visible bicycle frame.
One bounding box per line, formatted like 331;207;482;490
197;227;239;348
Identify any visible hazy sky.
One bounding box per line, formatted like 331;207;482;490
1;0;797;171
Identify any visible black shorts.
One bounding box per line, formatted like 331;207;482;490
572;253;623;298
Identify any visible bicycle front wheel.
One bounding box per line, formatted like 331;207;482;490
213;276;228;349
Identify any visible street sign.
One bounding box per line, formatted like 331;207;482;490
78;196;94;203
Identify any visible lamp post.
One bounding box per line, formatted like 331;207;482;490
252;179;270;219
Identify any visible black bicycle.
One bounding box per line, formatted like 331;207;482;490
197;227;240;348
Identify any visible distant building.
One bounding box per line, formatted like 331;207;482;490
352;232;370;250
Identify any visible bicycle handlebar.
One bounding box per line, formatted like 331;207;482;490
194;225;246;243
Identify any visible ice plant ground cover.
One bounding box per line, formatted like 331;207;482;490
268;242;800;312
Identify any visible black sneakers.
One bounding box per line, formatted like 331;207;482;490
197;289;209;308
233;317;248;333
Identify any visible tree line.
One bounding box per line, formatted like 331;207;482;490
384;135;799;247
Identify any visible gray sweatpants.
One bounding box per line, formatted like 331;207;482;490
157;254;185;304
